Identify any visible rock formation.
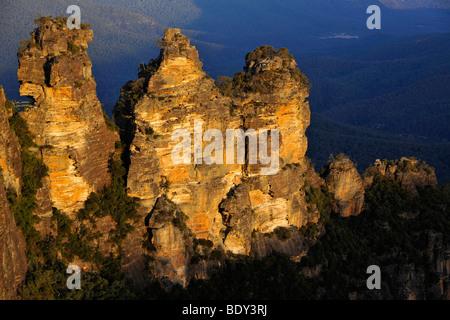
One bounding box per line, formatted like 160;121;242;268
0;174;27;299
323;154;364;217
145;196;195;287
0;87;22;195
364;157;438;195
0;89;27;299
383;230;450;300
17;17;118;220
115;28;242;284
223;45;316;238
114;29;314;284
2;18;447;300
381;231;450;300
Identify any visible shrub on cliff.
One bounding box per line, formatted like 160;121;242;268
273;226;291;242
304;182;334;224
77;155;139;245
5;99;16;114
102;109;118;132
7;113;48;251
67;41;81;55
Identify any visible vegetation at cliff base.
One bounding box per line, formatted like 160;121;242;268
6;113;140;299
160;174;450;300
77;154;140;246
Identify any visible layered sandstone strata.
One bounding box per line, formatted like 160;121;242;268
323;155;365;217
114;29;314;284
17;17;118;218
115;28;242;283
222;45;315;254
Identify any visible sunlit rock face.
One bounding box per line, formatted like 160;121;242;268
114;28;242;284
224;45;314;249
124;28;242;238
17;17;118;220
114;29;313;285
323;155;364;217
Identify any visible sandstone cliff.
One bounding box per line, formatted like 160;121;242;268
222;45;317;239
0;175;27;299
322;154;364;217
0;89;27;299
0;87;22;195
364;157;438;195
17;17;118;222
115;28;242;284
114;29;314;285
6;19;448;300
424;231;450;299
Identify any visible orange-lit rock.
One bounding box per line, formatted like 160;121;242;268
115;28;242;284
324;155;364;217
224;46;314;251
115;30;314;285
17;17;118;219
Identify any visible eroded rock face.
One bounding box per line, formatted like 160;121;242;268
145;196;194;287
114;30;313;285
221;46;315;255
0;174;27;299
115;29;242;283
233;46;311;172
0;88;22;195
324;155;364;217
17;18;118;217
219;183;253;255
250;229;307;260
364;157;438;196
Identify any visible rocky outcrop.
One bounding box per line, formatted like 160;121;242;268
250;228;307;260
114;29;313;284
0;87;22;195
144;196;194;287
364;157;438;196
219;45;315;255
323;154;364;217
229;45;311;173
121;28;241;236
0;87;27;299
115;28;242;283
0;174;27;299
219;183;253;255
424;231;450;299
17;17;118;218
